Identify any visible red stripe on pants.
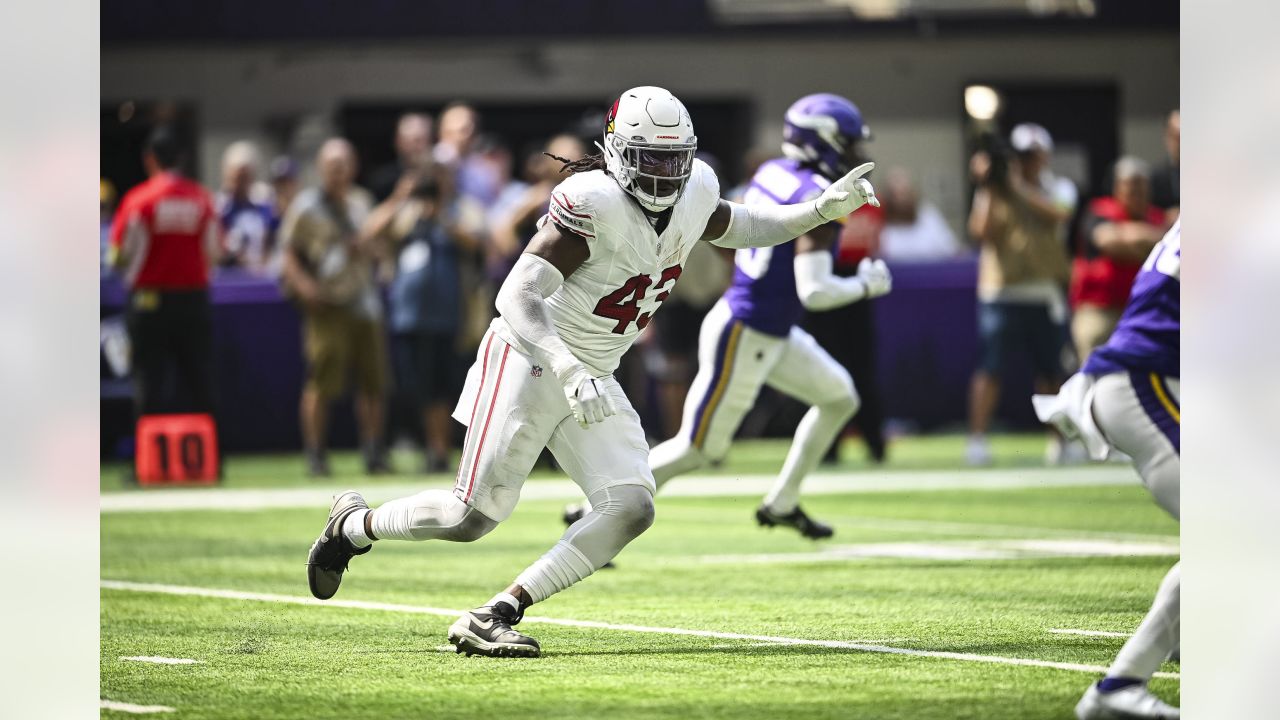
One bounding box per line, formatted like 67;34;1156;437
463;343;512;502
454;333;495;492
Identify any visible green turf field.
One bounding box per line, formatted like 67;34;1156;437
101;435;1179;719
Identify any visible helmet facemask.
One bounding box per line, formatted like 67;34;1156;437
605;134;697;212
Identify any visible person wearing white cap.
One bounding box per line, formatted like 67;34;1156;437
966;122;1078;466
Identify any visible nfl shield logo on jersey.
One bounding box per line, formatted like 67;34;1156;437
530;365;543;378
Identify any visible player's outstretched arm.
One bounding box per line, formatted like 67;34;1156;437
700;162;880;248
791;227;892;310
495;222;617;428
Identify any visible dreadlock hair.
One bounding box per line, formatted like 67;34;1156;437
544;150;606;175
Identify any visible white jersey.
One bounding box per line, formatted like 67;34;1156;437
492;159;721;376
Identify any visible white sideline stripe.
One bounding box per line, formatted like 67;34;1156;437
695;538;1180;565
120;656;202;665
828;516;1174;543
100;580;1177;680
1049;628;1133;638
100;467;1137;513
100;699;176;714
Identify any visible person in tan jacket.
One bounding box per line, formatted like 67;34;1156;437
965;123;1075;465
280;138;389;477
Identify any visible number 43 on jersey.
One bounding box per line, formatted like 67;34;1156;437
593;265;683;334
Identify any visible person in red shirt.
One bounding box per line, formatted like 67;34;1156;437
108;127;221;418
1070;157;1166;365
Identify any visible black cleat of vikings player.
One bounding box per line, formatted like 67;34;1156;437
755;503;835;540
448;601;541;658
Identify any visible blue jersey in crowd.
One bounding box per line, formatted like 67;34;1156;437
721;158;840;337
1084;221;1180;378
389;217;460;335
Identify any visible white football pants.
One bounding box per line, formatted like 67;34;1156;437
1091;371;1180;681
649;299;859;512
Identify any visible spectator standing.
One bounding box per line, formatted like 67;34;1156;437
878;167;963;262
434;103;496;353
368;113;434;203
966;123;1076;466
1070;157;1165;365
1150;109;1179;219
489;134;587;283
435;99;483;198
216;141;277;275
107;127;220;421
269;156;301;230
362;171;474;473
280;138;389;477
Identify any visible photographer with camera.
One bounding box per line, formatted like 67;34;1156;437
965;123;1076;466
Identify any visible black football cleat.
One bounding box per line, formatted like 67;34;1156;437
306;490;372;600
448;601;541;658
562;503;586;526
755;503;834;540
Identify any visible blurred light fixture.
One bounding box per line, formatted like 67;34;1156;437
964;85;1001;121
118;101;136;124
709;0;1097;24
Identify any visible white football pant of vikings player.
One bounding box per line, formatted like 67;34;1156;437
1036;371;1180;719
649;299;859;514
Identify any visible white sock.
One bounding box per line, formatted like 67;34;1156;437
515;540;595;604
342;508;373;548
764;402;851;513
1108;562;1180;680
485;591;523;613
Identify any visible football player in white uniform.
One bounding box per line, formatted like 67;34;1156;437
306;86;881;657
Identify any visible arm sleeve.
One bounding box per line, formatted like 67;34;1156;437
710;198;829;249
793;250;868;311
494;253;589;385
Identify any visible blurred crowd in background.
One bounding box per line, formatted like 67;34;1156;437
101;100;1179;475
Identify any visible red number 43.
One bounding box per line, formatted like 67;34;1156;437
593;265;682;334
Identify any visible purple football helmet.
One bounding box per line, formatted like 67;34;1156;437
781;93;871;179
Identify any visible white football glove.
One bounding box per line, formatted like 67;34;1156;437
560;366;618;429
855;257;893;299
815;162;880;222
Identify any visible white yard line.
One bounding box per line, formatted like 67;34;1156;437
120;656;202;665
825;516;1174;543
1048;629;1133;638
100;467;1137;513
692;538;1180;565
100;580;1177;680
100;699;176;714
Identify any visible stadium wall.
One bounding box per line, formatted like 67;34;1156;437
102;31;1177;234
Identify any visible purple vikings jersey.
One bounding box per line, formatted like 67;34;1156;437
722;158;839;337
1084;221;1180;378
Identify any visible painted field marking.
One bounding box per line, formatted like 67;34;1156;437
1049;628;1133;638
826;515;1175;544
100;467;1138;513
120;656;203;665
101;579;1177;680
693;538;1179;565
100;699;176;714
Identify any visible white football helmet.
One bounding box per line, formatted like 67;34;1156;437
601;86;697;212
